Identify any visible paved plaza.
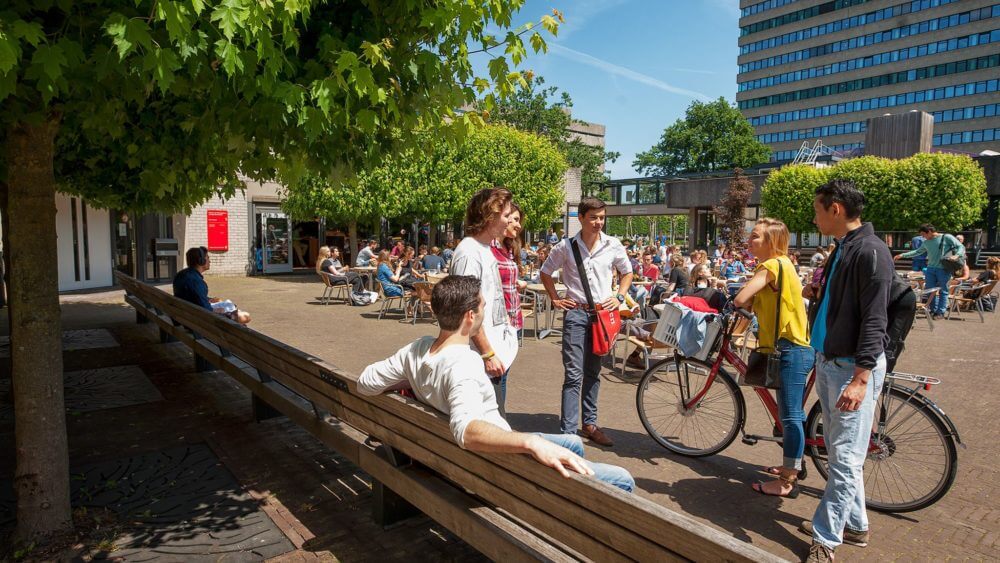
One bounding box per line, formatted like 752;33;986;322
4;273;999;560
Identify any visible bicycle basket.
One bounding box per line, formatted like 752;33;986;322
652;302;723;361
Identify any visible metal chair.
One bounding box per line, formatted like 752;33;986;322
914;287;939;330
410;281;435;324
377;281;411;320
948;280;997;323
318;273;349;305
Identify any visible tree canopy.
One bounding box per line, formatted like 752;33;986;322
0;0;561;543
633;97;770;176
479;76;618;189
761;154;989;232
281;124;567;232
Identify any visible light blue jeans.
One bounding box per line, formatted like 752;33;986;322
537;433;635;493
924;266;951;315
811;353;886;550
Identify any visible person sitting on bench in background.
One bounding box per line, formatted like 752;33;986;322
173;246;251;324
357;275;634;492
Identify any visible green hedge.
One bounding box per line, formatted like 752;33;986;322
761;153;988;232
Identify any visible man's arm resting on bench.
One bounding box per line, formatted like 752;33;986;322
462;420;594;479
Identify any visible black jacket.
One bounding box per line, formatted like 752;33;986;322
809;223;894;369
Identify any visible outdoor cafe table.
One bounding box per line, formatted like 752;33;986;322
525;282;567;339
353;266;377;291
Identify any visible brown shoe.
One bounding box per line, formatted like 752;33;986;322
805;542;835;562
626;351;646;370
580;424;614;447
799;521;868;548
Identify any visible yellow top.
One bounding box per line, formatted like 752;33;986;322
753;255;810;349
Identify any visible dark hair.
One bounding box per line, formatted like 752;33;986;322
432;275;481;331
918;223;937;234
814;178;865;219
185;246;208;268
577;197;607;218
502;202;524;269
465;187;513;236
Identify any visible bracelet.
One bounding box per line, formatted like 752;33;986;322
481;351;496;361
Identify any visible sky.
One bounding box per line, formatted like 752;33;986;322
491;0;742;179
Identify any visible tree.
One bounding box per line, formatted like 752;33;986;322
633;97;771;176
282;125;567;237
480;76;619;189
0;0;558;543
714;169;755;253
760;164;829;234
761;154;988;233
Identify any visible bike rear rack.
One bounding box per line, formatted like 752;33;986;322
887;371;940;390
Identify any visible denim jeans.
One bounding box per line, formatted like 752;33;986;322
776;339;815;470
537;433;635;492
560;308;602;434
924;266;951;315
812;352;886;550
630;285;649;311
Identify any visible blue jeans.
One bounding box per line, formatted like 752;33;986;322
776;340;814;470
537;433;635;493
924;266;951;315
560;308;602;434
812;353;886;550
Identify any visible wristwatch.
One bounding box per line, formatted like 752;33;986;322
615;294;625;303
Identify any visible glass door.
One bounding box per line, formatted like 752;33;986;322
261;212;292;274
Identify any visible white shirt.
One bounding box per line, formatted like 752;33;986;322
357;337;509;448
541;231;631;304
449;237;519;367
356;247;376;267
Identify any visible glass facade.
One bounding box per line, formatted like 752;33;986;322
772;143;865;161
739;4;1000;73
741;0;868;37
739;29;1000;92
934;127;1000;145
749;79;999;126
740;0;960;55
742;0;802;18
739;54;1000;109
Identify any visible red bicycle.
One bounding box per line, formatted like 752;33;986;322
635;304;962;513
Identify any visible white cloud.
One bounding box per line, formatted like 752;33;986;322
547;43;713;101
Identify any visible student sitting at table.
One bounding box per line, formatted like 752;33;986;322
422;246;446;272
650;254;688;307
316;246;366;294
376;250;405;297
629;250;660;314
720;250;748;279
683;264;727;311
397;246;425;290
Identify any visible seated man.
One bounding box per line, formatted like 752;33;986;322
358;275;634;492
421;246;446;272
173;246;251;324
355;239;379;267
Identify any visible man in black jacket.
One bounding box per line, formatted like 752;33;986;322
800;180;893;562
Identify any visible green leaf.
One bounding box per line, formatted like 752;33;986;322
529;31;546;54
32;43;67;80
211;0;248;40
351;65;374;97
0;70;16;101
214;39;243;74
355;109;377;134
12;20;45;46
0;34;18;73
540;15;559;36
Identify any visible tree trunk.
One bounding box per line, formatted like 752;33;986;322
7;116;73;542
348;220;358;258
428;221;436;247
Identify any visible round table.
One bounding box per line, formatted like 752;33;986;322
352;266;377;291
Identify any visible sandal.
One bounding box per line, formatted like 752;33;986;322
763;465;808;480
752;474;800;498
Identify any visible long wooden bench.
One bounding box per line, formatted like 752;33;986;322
116;272;785;562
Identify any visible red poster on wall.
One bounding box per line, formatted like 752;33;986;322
207;210;228;251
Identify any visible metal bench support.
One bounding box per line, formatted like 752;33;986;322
372;445;421;529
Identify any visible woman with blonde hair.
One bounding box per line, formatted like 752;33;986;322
316;246;366;294
734;218;813;498
375;249;404;297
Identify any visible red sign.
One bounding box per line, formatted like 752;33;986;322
207;210;228;251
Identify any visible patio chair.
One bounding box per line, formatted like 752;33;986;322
612;318;673;378
518;291;537;346
914;287;939;330
410;281;435;324
948;280;997;323
318;273;349;305
377;280;411;320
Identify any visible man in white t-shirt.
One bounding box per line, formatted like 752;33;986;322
449;187;519;412
358;275;634;492
355;239;379;267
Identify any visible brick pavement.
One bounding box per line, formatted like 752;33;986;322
203;274;999;561
4;275;995;561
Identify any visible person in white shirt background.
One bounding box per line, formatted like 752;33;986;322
357;275;634;492
541;197;633;448
449;187;520;411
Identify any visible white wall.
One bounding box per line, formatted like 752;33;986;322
183;191;251;276
55;193;113;291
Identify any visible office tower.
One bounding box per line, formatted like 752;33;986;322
736;0;1000;161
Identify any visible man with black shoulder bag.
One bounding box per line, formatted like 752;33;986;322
540;197;632;447
894;224;964;319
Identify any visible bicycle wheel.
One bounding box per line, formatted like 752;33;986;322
636;357;744;457
805;384;959;513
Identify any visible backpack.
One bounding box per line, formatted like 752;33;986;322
884;273;916;373
350;290;378;306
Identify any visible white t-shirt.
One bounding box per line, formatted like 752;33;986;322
449;237;519;368
357;337;509;448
